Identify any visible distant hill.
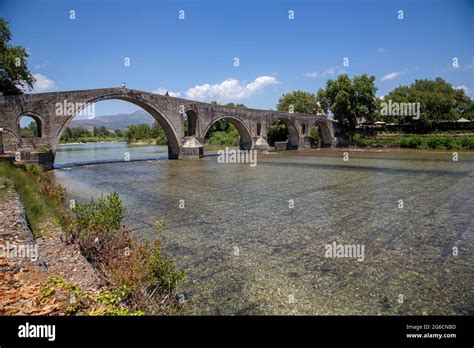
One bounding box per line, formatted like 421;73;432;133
69;110;155;131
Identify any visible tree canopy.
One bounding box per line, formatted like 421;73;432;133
381;77;473;123
276;90;320;114
0;18;35;95
317;74;377;135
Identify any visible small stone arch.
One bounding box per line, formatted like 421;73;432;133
17;112;44;138
203;115;253;150
301;122;307;135
256;122;262;137
184;108;198;137
271;116;299;149
314;121;333;147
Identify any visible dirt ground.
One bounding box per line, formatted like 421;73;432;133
0;186;102;315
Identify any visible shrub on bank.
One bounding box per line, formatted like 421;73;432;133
400;135;423;148
461;137;474;149
65;193;186;314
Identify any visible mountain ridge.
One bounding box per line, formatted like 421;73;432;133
70;110;155;130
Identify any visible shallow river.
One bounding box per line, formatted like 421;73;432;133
52;142;474;315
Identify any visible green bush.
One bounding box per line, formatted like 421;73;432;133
352;134;371;147
209;129;239;146
426;137;446;149
147;240;186;294
460;137;474;149
73;192;124;235
400;135;423;148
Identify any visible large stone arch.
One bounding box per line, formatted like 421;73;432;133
55;93;181;159
270;116;300;149
202;115;253;150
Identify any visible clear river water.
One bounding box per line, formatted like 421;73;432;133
52;142;474;315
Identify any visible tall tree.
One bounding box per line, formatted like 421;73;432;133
0;18;35;95
277;90;320;114
317;74;377;137
382;77;473;123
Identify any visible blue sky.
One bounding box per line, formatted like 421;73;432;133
2;0;473;117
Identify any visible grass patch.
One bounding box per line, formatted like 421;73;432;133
0;161;66;237
352;134;474;150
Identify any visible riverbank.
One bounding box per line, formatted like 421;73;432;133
352;133;474;150
0;177;102;315
0;160;186;315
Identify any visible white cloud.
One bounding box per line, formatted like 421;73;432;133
381;71;402;81
377;48;385;53
321;68;346;78
322;68;335;77
185;76;278;102
35;61;48;69
455;85;470;93
305;71;319;78
153;87;181;97
30;74;55;92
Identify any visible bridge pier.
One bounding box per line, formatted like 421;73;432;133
254;136;270;153
179;136;203;160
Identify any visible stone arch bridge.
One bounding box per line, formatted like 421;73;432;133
0;88;337;166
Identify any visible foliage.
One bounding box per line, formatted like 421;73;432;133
65;192;186;314
0;161;65;236
317;74;378;136
124;122;167;145
267;120;289;146
206;118;240;146
225;102;247;108
208;129;239;146
381;77;474;124
277;90;320;114
73;192;124;235
20;120;38;138
93;126;111;137
0;18;35;95
60;127;93;142
310;128;320;139
40;275;145;316
400;135;423;148
350;133;473;149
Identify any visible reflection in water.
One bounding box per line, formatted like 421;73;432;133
52;143;474;315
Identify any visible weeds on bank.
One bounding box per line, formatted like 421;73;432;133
0;161;66;236
64;193;186;314
40;275;145;316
